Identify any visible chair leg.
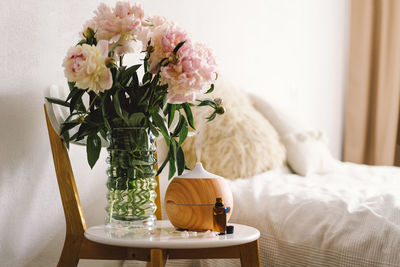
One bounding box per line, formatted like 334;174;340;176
57;235;83;267
148;249;167;267
239;240;260;267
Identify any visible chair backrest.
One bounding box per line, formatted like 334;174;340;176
44;104;162;234
44;104;87;236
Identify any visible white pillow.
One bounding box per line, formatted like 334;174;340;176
282;131;335;176
248;93;335;176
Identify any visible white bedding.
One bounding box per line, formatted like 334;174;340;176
124;161;400;267
227;160;400;267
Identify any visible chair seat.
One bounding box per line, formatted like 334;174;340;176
84;220;260;249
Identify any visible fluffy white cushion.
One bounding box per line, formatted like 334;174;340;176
182;79;286;179
248;93;335;176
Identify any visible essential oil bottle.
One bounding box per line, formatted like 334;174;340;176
213;197;226;234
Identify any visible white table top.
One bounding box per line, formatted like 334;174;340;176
85;220;260;249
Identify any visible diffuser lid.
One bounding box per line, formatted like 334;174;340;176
177;162;222;179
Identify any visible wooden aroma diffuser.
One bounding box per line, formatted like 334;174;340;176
165;162;233;231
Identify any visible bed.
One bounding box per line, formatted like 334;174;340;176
228;162;400;267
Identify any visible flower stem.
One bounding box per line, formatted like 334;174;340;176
78;95;98;122
88;95;98;112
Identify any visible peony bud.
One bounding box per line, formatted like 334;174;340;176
214;98;223;105
168;54;179;65
216;106;225;115
147;45;154;53
83;27;95;39
105;57;115;68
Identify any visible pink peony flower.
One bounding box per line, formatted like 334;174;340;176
138;16;174;50
139;20;217;103
168;92;196;103
62;40;112;93
115;1;144;19
82;2;144;55
158;42;217;104
145;24;191;73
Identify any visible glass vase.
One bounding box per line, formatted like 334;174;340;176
105;127;157;229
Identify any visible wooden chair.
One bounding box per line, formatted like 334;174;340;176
44;103;260;267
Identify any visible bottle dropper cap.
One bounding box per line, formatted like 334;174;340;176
226;225;234;234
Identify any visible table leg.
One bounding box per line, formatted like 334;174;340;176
239;240;260;267
148;249;167;267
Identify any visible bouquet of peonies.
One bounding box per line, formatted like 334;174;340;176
47;2;223;179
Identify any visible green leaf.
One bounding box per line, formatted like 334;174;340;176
68;81;76;92
149;123;159;137
77;39;86;46
131;71;139;88
89;91;97;112
62;130;70;149
168;142;176;180
177;146;185;175
182;103;195;129
167;104;176;127
178;119;188;146
144;58;148;73
45;97;70;107
151;111;170;145
67;84;84;106
113;90;128;124
99;128;107;141
128;112;145;127
84;108;103;126
63;112;81;123
173;41;186;54
156;151;169;176
138;83;152;107
121;64;141;85
172;114;185;137
142;72;152;84
171;139;177;159
100;96;111;131
207;112;217;122
67;88;86;112
205;84;214;94
157;139;175;176
74;120;97;141
70;89;85;114
168;157;176;179
198;99;216;107
60;121;80;135
87;134;101;169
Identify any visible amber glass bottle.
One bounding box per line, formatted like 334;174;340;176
213;197;226;234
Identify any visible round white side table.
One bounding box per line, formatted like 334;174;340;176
85;220;260;266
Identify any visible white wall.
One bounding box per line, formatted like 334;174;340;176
0;0;349;266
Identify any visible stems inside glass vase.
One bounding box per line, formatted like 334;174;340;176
105;127;157;229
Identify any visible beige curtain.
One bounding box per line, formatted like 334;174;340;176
344;0;400;166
